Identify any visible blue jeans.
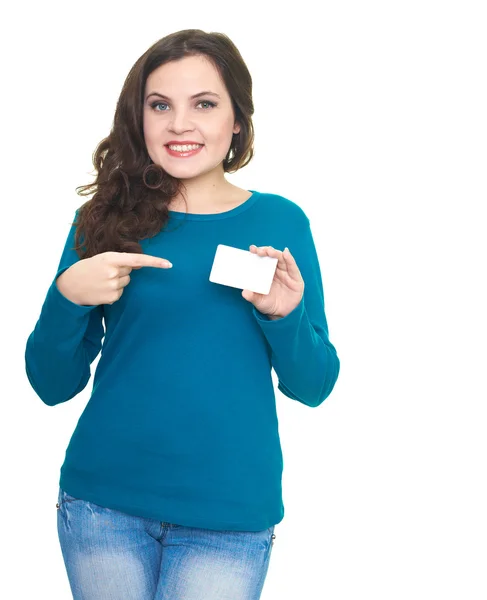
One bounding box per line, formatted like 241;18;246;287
56;487;276;599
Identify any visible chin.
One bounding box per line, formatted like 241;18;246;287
162;158;224;179
162;165;206;178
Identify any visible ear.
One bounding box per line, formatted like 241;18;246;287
233;121;241;135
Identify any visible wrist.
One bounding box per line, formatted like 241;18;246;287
56;272;82;306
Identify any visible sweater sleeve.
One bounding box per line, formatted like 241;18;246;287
24;211;105;407
252;216;340;407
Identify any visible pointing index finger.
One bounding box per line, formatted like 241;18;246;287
111;252;172;268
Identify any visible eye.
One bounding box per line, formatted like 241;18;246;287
150;100;217;112
198;100;217;110
151;101;168;111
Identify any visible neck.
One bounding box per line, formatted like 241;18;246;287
169;176;238;212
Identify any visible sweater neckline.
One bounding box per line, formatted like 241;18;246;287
168;190;260;221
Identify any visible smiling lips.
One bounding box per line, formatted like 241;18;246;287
165;143;204;157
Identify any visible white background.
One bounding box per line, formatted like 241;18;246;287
1;1;486;598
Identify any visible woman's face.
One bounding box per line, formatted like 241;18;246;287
143;55;240;182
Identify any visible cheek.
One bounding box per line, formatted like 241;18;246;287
142;124;153;144
142;122;160;163
206;118;235;144
142;112;160;142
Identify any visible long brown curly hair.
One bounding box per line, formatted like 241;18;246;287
72;29;255;259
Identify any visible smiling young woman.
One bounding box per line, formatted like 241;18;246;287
25;28;340;600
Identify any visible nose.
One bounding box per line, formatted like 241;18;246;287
168;108;194;134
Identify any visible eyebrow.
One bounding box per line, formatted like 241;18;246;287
146;91;221;101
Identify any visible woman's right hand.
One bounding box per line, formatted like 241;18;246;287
55;251;173;306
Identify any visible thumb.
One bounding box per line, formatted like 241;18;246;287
242;289;254;302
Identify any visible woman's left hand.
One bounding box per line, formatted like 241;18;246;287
241;245;304;319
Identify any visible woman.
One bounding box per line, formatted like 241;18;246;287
25;28;340;600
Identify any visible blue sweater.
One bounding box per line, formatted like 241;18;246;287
25;190;340;531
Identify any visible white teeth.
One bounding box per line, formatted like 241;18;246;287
168;144;202;152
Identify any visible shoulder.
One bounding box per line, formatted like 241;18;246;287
256;191;310;225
